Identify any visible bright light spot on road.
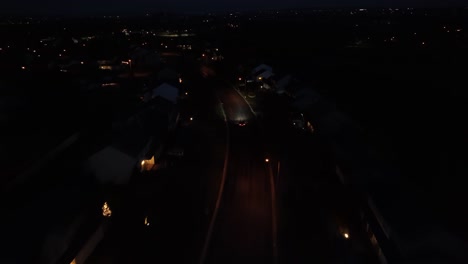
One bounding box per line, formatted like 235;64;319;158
265;158;270;163
102;202;112;217
343;233;349;239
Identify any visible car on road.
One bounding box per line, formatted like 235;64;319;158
236;120;247;127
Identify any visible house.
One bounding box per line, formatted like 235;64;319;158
150;83;180;130
274;74;292;94
151;82;179;104
252;64;273;76
85;104;168;184
256;70;274;83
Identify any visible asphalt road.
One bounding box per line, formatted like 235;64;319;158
260;92;379;264
204;82;275;264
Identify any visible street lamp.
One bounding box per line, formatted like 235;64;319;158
265;158;269;163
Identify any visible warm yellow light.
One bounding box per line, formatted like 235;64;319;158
265;158;269;163
141;160;145;166
102;202;112;217
179;78;183;83
144;216;149;226
258;77;262;80
343;233;349;239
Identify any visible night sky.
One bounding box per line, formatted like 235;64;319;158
2;0;467;15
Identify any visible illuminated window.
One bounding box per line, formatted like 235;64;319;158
99;65;112;70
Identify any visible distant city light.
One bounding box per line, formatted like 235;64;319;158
343;233;349;239
179;78;183;83
265;158;269;163
190;117;193;121
238;77;242;81
80;61;84;64
21;66;26;70
144;216;150;226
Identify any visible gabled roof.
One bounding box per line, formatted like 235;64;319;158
253;64;273;74
257;70;274;80
87;146;136;184
275;74;292;92
151;83;179;104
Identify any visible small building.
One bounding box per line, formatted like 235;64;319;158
85;103;168;184
252;64;273;76
256;70;274;83
274;74;292;94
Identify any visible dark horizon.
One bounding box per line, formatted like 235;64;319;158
1;0;467;16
